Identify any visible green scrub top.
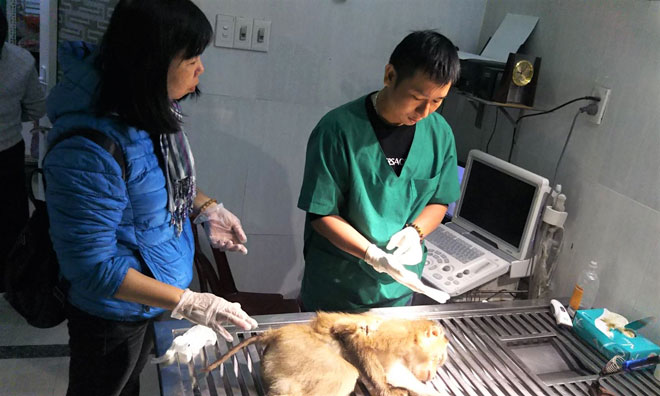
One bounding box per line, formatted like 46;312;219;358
297;95;460;311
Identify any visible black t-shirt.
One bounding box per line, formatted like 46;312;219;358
365;91;416;176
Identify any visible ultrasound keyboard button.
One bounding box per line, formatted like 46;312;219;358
442;265;451;272
432;273;443;280
444;281;451;286
427;265;437;270
456;273;463;278
429;228;486;264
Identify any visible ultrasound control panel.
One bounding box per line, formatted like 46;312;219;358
422;239;509;296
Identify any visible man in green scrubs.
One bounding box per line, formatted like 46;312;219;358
297;30;461;311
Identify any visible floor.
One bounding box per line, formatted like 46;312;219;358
0;295;161;396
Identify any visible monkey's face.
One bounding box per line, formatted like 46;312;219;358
409;322;449;382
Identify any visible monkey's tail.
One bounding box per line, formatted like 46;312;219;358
203;335;261;373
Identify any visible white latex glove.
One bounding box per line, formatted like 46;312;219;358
386;226;423;265
171;289;258;342
364;244;450;304
364;244;408;278
395;269;451;304
151;325;218;366
194;202;248;255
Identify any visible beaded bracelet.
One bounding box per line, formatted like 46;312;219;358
197;198;218;217
405;222;425;241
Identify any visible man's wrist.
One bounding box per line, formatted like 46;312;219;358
405;223;424;241
363;243;375;262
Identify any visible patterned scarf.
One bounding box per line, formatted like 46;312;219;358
160;104;196;235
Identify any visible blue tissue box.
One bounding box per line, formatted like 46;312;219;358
573;308;660;360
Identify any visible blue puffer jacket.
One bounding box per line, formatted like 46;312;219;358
43;41;194;321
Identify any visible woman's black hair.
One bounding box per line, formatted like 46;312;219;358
0;9;8;55
389;30;460;87
95;0;213;134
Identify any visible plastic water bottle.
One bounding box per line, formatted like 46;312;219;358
568;260;600;313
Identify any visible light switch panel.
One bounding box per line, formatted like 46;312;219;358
214;14;235;48
251;19;271;52
234;16;253;50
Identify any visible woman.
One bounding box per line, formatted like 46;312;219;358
43;1;257;395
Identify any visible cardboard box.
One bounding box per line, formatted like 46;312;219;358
573;308;660;360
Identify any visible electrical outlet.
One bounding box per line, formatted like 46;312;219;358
214;14;235;48
587;85;611;125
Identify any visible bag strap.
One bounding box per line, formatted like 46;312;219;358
46;128;126;180
29;129;127;205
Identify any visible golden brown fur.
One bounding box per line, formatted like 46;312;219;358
330;315;448;396
204;312;448;396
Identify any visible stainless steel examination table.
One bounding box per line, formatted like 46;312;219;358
153;299;660;396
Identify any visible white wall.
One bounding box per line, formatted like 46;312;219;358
183;0;486;298
444;0;660;343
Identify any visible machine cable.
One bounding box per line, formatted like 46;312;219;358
507;95;601;162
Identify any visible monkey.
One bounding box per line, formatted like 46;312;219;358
329;314;448;396
203;312;449;396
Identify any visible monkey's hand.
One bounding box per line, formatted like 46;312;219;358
386;362;446;396
385;388;410;396
171;289;258;342
152;325;218;366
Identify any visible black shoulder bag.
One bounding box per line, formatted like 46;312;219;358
4;129;126;328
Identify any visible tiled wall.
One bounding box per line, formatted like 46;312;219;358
184;0;487;298
443;0;660;344
58;0;116;44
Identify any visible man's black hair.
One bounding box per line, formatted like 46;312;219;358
0;9;8;55
95;0;213;134
389;30;460;87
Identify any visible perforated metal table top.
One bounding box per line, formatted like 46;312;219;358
154;300;660;396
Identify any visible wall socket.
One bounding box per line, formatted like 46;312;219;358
214;14;235;48
587;85;611;125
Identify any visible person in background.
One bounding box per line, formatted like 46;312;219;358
0;9;46;292
297;30;461;311
43;1;256;395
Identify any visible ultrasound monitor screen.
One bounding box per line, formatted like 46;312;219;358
458;159;536;248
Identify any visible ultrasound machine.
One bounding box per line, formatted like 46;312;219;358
423;150;551;297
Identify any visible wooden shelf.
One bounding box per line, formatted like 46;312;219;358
460;92;543;111
454;90;545;128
